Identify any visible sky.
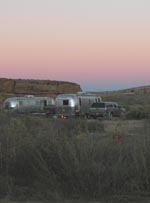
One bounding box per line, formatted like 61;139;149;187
0;0;150;91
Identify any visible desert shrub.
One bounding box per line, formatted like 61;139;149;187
127;109;146;119
0;112;150;200
126;105;150;119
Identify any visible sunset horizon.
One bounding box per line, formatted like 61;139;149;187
0;0;150;91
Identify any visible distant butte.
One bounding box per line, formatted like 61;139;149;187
0;78;82;104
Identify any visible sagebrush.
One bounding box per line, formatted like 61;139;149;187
0;111;150;201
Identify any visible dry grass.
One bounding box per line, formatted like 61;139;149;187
0;112;150;201
103;119;144;136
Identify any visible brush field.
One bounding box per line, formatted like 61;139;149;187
0;84;150;202
0;109;150;202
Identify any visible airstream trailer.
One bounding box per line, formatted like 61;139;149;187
55;92;102;118
3;95;55;114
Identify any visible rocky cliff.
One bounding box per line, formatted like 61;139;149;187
0;78;81;103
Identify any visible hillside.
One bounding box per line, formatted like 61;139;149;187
94;85;150;104
0;78;81;104
95;85;150;96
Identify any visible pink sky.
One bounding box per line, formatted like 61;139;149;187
0;0;150;91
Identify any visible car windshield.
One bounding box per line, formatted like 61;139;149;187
91;102;105;108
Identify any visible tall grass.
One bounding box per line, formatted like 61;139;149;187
0;111;150;201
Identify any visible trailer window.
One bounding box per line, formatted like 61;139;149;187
43;100;47;106
19;101;23;106
63;100;69;105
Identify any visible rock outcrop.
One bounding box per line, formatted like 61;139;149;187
0;78;81;104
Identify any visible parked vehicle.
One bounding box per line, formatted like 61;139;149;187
88;101;125;119
55;92;102;118
3;95;55;114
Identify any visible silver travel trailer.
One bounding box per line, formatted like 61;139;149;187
55;92;102;118
3;95;55;114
